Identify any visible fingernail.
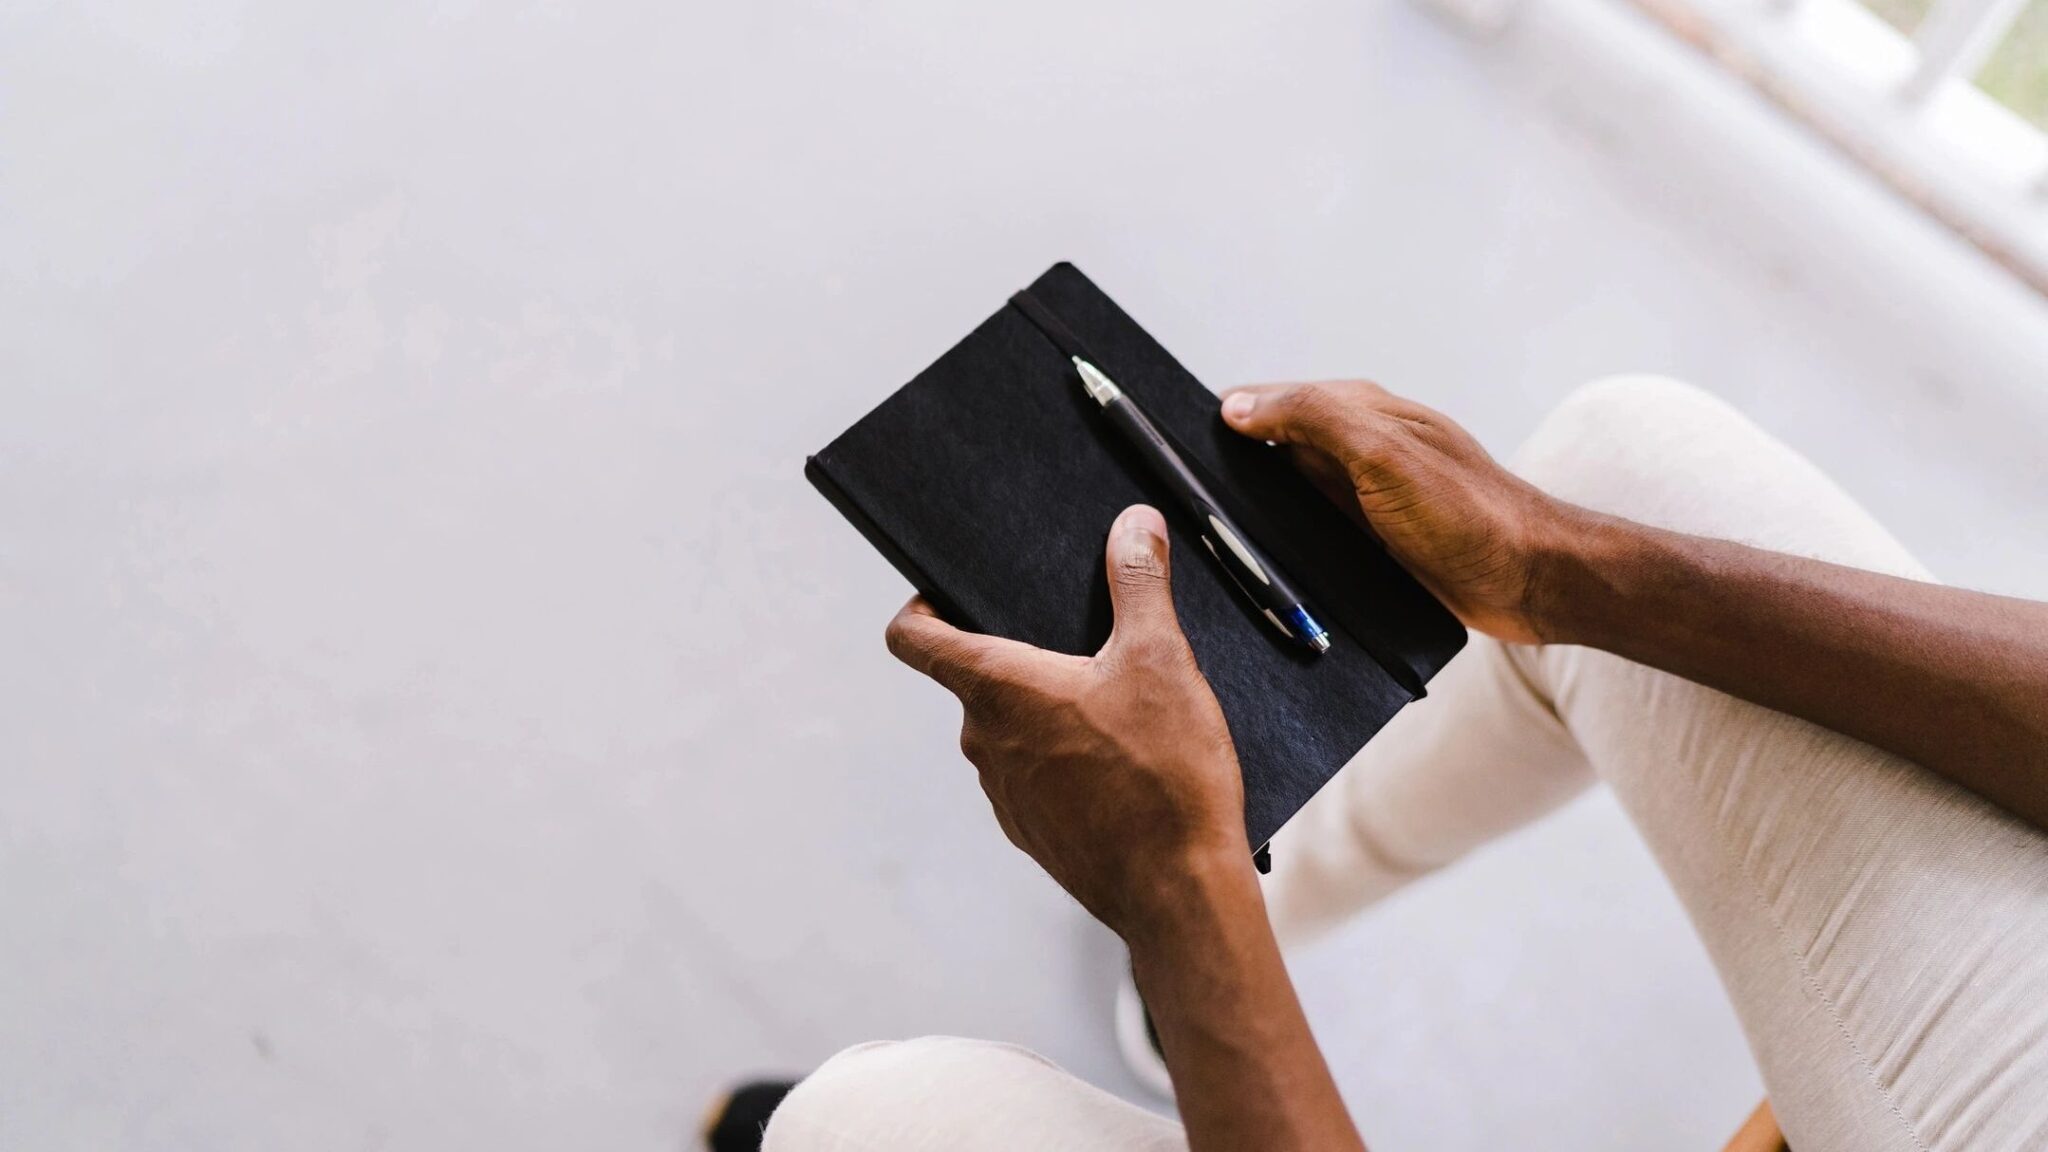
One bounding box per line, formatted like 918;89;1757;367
1221;392;1254;424
1116;504;1167;543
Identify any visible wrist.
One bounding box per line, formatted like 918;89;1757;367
1521;505;1644;647
1113;842;1264;951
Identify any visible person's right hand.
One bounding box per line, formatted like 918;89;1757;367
1220;380;1580;644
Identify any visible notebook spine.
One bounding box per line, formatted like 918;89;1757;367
803;454;982;635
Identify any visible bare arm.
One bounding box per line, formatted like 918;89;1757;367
885;506;1366;1151
1543;515;2048;827
1127;854;1366;1151
1221;380;2048;832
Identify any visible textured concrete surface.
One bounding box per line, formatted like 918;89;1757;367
4;1;2045;1149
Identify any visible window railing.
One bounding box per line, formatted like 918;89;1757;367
1900;0;2031;105
1443;0;2048;295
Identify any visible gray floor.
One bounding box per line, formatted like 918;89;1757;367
5;1;2047;1149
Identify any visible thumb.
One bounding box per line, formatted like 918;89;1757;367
1100;504;1187;659
1219;381;1380;453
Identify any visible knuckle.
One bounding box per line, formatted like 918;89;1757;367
958;725;991;763
954;647;1011;693
883;618;914;659
954;665;1033;719
1285;382;1366;439
1347;437;1412;489
1286;381;1338;419
952;667;999;710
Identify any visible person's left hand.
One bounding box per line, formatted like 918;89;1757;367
885;504;1252;938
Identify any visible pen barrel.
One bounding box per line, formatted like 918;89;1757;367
1100;397;1309;615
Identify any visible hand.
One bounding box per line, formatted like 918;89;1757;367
1220;380;1581;644
884;504;1252;938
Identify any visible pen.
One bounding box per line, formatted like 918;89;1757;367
1073;356;1332;655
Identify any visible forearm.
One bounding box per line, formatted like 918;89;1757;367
1123;852;1367;1152
1535;510;2048;830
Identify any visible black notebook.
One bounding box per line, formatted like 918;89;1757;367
807;263;1466;848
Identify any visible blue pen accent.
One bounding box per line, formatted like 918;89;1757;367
1282;605;1332;654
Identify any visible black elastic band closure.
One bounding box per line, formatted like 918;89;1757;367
1008;290;1101;366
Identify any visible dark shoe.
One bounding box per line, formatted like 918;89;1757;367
700;1079;798;1152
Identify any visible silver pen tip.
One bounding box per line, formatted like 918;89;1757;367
1308;632;1332;654
1073;356;1122;405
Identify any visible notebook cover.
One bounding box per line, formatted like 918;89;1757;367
807;262;1467;847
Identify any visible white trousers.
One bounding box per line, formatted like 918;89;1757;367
764;377;2048;1152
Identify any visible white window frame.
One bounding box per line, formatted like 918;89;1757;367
1442;0;2048;295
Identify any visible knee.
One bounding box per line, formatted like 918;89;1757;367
1525;374;1735;466
1510;373;1766;520
1557;372;1717;415
761;1036;1056;1150
1510;374;1924;576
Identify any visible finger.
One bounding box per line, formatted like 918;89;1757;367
1218;380;1386;454
1099;505;1188;660
884;597;1040;698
